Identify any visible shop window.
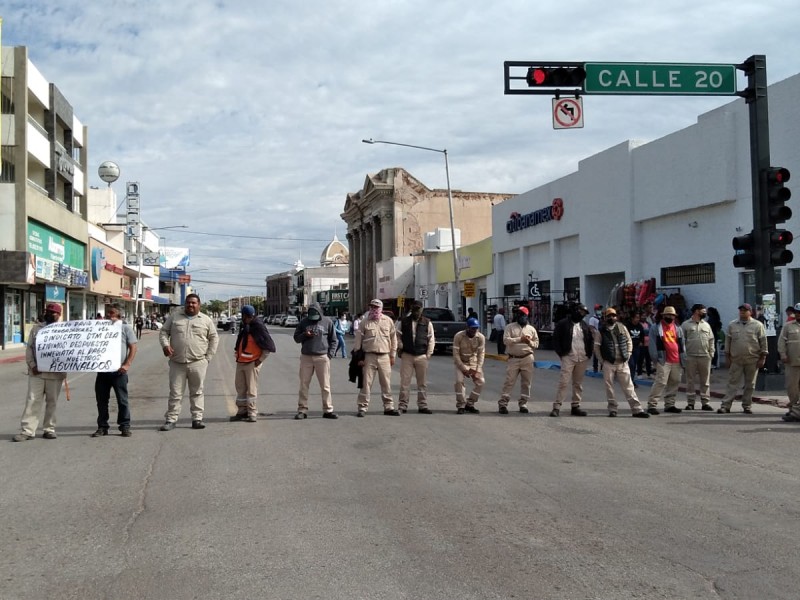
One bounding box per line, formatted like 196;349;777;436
503;283;520;296
660;263;715;286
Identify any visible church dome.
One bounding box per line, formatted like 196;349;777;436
320;235;349;266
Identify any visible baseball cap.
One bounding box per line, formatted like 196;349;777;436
466;317;480;328
690;303;706;313
45;303;62;315
594;303;602;310
738;303;753;311
369;298;383;308
604;307;617;316
518;306;529;315
794;303;800;312
241;305;255;317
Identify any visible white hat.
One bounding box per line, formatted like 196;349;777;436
369;298;383;308
794;302;800;312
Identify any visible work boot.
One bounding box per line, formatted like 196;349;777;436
229;413;247;422
42;431;57;439
418;408;433;414
743;407;753;414
294;412;307;420
570;406;588;417
12;433;33;442
608;411;617;418
781;413;800;422
664;405;682;414
159;421;175;431
91;428;109;437
701;404;713;411
464;405;480;414
120;427;132;437
356;411;366;418
322;412;338;420
549;408;560;417
632;411;650;418
191;420;205;429
498;406;509;414
685;404;695;410
384;409;400;416
456;408;466;414
519;406;530;414
717;407;730;414
647;408;660;415
244;415;257;422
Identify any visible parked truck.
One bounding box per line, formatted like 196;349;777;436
421;307;467;354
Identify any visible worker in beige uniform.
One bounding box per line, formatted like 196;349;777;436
395;300;435;414
681;303;716;411
354;298;398;417
778;309;800;423
498;306;538;414
13;303;67;441
159;293;219;430
453;317;485;414
717;303;767;414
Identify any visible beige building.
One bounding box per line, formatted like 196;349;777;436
341;168;513;317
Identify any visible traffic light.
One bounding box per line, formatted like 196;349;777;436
768;229;794;266
526;66;586;88
764;166;791;225
732;231;757;268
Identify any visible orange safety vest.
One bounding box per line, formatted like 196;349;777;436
235;335;263;363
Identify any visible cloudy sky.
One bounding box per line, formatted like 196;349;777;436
3;1;799;299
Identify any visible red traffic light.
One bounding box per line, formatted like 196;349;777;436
526;66;586;88
529;68;547;85
772;230;794;245
767;167;791;185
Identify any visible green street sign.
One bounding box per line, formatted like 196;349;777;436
584;62;737;96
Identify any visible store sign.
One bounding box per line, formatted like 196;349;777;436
27;221;85;268
45;284;66;303
91;248;106;281
506;198;565;234
35;257;89;288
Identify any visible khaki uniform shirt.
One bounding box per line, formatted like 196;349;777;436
453;330;485;372
503;322;539;357
723;318;767;362
778;320;800;365
160;309;219;363
681;319;715;358
395;318;435;357
355;314;397;355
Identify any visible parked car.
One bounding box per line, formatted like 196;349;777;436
422;307;466;354
284;315;299;327
217;315;231;330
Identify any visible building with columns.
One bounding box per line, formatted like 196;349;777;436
341;168;513;317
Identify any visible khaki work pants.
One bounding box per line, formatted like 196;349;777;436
499;355;534;408
165;359;209;422
20;376;63;436
398;353;429;410
720;359;759;410
602;361;645;414
357;353;394;412
298;354;333;413
684;355;712;406
647;362;683;409
554;354;589;409
455;366;484;408
234;361;262;417
785;364;800;418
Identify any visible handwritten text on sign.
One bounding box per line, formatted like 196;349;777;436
36;320;122;372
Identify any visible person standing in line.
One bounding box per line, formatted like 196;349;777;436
231;305;276;423
647;306;686;415
353;299;398;417
492;307;507;355
92;304;137;437
681;303;715;411
625;311;645;386
498;306;539;414
158;294;219;431
588;304;603;372
333;315;348;358
778;312;800;423
550;303;592;417
717;304;767;414
466;307;478;322
594;307;650;418
293;302;338;420
134;314;144;340
453;318;485;414
706;306;723;369
13;304;67;441
396;300;435;414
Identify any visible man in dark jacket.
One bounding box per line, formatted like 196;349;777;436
232;305;276;422
293;302;338;420
395;300;435;414
550;303;592;417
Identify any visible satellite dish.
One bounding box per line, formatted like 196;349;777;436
98;161;120;185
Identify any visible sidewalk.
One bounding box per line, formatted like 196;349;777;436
0;345;26;365
486;348;790;409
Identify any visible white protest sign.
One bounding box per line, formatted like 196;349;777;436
35;320;122;373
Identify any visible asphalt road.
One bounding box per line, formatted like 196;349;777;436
1;326;798;600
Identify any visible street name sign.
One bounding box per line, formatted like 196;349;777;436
584;63;737;95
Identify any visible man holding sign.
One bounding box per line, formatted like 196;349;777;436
91;304;137;438
13;303;66;441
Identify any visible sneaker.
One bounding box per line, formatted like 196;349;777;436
384;409;400;416
399;408;408;414
456;408;466;414
632;411;650;418
570;406;588;417
498;406;509;414
42;431;57;440
356;411;366;418
685;404;695;411
717;407;730;414
120;427;132;437
294;412;308;420
647;408;660;415
701;404;713;411
244;416;257;423
322;412;338;420
608;411;617;418
464;405;480;414
229;414;248;422
549;408;560;417
519;406;530;414
159;421;175;431
91;428;109;437
781;413;800;422
418;408;433;414
743;407;753;414
12;433;33;442
664;406;683;414
191;420;205;429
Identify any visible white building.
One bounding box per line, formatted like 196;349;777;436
490;72;800;331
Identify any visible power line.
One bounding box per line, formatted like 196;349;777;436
179;229;332;242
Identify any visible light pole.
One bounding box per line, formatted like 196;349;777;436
362;138;461;311
135;225;187;318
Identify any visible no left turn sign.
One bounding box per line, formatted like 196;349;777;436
552;97;584;129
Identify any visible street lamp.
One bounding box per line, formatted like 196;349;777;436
362;138;461;311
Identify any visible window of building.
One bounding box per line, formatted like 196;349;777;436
563;277;580;302
742;270;782;313
1;77;13;114
1;146;14;183
660;263;715;286
503;283;520;297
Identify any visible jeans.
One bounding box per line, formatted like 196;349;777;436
335;333;347;357
95;372;131;430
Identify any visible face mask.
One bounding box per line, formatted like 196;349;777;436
517;316;529;326
308;310;321;322
369;307;382;320
605;317;616;325
700;312;707;319
570;312;583;323
663;317;674;324
466;329;477;338
44;313;58;324
411;308;422;319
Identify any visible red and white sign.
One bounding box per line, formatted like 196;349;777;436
552;97;584;129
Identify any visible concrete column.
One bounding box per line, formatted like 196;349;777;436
381;210;394;260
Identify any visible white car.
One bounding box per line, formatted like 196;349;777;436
284;315;299;327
